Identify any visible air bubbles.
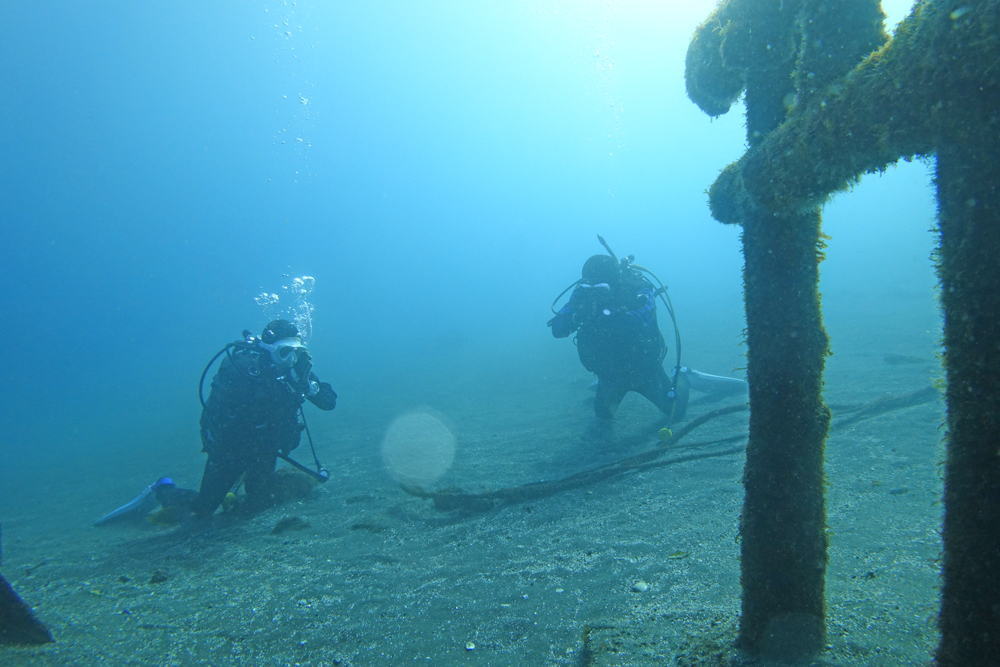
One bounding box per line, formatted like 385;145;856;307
255;292;280;307
256;276;316;342
290;275;315;296
267;1;314;179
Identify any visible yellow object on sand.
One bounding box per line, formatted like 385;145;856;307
146;507;182;526
658;427;673;442
223;492;237;511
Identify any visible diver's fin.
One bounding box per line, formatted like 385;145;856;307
0;573;53;645
679;368;748;397
92;477;174;526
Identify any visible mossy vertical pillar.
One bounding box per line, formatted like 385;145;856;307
735;8;833;648
738;210;831;659
725;0;834;657
686;0;885;658
936;129;1000;665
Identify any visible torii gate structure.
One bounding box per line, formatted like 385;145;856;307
685;0;1000;664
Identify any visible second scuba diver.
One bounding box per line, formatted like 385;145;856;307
549;237;747;424
95;319;337;526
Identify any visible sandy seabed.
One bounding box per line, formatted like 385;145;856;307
0;306;944;667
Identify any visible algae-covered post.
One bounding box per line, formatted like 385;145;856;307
693;0;1000;663
684;0;886;660
935;120;1000;667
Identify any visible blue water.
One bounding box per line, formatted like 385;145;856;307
1;1;942;664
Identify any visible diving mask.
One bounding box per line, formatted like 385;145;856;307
258;337;305;366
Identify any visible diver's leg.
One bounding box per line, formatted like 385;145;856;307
241;448;279;513
191;448;244;518
154;485;199;511
641;365;690;422
594;376;626;419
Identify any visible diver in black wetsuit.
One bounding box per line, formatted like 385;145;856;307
550;254;690;421
549;242;748;424
163;319;337;519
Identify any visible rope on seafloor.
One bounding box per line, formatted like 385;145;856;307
400;385;942;513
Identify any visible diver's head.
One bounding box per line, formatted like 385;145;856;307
581;254;620;288
259;319;305;366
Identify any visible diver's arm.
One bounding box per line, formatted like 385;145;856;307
305;374;337;411
550;287;591;338
287;352;337;410
622;287;657;328
550;306;578;338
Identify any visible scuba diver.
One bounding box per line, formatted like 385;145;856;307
187;318;337;518
94;319;337;526
548;236;747;424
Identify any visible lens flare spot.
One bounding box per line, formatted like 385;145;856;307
381;411;455;487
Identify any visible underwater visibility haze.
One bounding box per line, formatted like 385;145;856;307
0;0;951;665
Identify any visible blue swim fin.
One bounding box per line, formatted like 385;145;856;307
92;478;174;526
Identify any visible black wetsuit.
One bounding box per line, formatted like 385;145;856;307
550;273;686;420
192;345;337;517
